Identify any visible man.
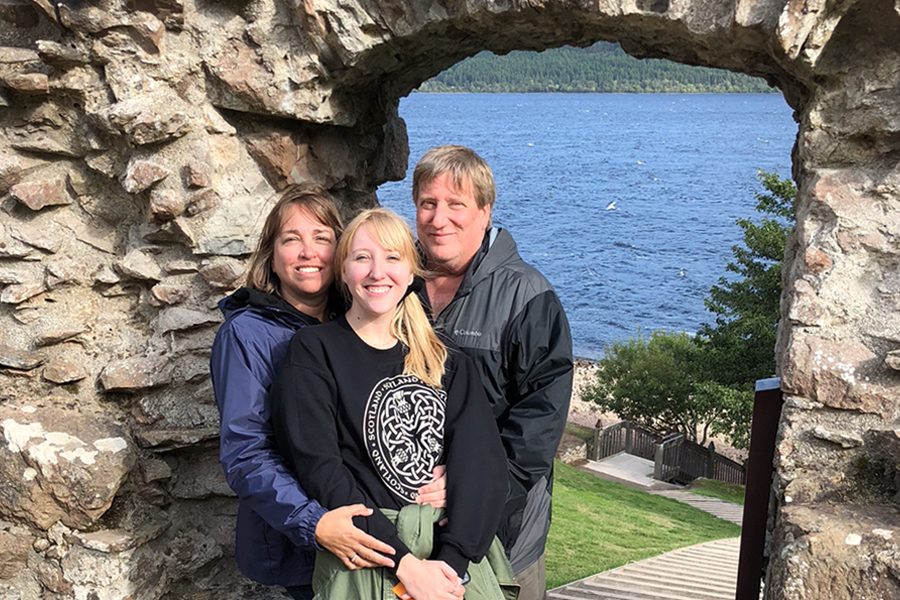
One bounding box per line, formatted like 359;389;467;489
413;145;574;600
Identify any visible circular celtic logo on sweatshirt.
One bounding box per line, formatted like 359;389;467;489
364;375;446;502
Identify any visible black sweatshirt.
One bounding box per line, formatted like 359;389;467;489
270;316;508;578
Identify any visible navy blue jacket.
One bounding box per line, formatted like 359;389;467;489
211;287;327;586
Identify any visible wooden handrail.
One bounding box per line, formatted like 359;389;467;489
590;419;746;486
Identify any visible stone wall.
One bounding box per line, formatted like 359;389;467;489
0;1;897;599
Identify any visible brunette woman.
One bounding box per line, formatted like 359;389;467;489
211;188;445;600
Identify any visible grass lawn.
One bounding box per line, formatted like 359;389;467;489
687;478;746;505
564;422;595;441
545;461;742;589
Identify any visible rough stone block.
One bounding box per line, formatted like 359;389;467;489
185;188;219;217
9;179;73;211
122;12;166;54
0;154;46;195
8;222;63;253
163;260;198;274
149;283;190;306
43;358;89;384
0;46;40;64
784;334;896;418
57;4;119;32
35;41;88;67
153;307;220;333
129;0;185;27
45;256;86;288
35;326;87;347
0;531;31;579
0;404;135;530
769;504;900;600
183;161;211;188
140;457;172;483
121;160;169;194
108;93;192;145
199;258;243;289
0;283;45;305
169;456;232;500
117;250;164;282
99;356;173;392
141;218;197;247
887;350;900;371
0;346;44;371
60;544;167;600
1;73;48;94
132;428;217;450
7;104;83;158
810;425;863;448
149;188;185;221
245;130;309;190
33;559;70;594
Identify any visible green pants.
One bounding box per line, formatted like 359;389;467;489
313;504;519;600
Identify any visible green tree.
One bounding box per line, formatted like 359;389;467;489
417;43;775;94
584;330;727;445
698;171;796;388
584;172;796;450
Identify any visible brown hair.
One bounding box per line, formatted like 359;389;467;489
245;184;343;296
335;208;447;388
412;145;496;229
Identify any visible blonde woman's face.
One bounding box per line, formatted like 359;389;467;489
342;225;414;320
272;205;336;311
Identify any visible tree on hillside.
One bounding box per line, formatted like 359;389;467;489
584;171;796;450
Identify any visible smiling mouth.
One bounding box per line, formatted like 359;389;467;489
366;285;391;294
296;267;322;273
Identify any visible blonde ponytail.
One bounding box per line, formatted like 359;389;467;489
392;293;447;389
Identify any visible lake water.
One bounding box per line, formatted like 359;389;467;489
378;93;797;359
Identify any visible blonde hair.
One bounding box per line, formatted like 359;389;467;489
412;145;496;229
335;208;447;388
246;184;343;296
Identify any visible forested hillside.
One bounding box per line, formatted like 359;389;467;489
419;42;773;93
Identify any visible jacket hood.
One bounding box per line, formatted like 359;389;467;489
458;228;519;296
219;287;320;329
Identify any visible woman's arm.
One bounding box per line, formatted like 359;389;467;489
212;324;393;568
211;324;326;548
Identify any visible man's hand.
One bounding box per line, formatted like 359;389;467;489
416;465;447;508
315;505;396;570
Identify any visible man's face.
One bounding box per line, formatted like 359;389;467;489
415;172;491;275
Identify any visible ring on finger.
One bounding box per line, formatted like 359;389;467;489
350;553;358;564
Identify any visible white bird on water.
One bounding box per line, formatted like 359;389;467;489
605;201;617;211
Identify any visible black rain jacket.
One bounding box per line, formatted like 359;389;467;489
420;228;574;574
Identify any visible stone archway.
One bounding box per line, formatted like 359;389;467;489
0;1;897;599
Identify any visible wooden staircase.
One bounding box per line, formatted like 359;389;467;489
547;537;740;600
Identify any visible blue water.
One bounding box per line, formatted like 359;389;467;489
378;93;796;358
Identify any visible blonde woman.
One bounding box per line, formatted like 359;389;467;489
270;208;513;600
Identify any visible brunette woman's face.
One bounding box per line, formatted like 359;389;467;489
342;225;413;320
272;205;336;310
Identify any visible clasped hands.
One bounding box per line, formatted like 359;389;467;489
314;466;448;572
